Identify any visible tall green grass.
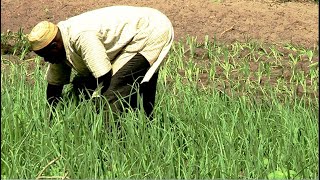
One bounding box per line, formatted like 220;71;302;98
1;34;318;179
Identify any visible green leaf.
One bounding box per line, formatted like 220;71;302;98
306;50;313;62
267;169;299;179
263;158;269;167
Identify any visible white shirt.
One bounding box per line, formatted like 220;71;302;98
46;5;174;85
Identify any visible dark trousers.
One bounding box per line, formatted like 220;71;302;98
71;53;158;119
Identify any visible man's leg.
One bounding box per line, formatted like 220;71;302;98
103;53;150;116
140;71;159;119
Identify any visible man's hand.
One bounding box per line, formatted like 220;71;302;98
97;70;112;94
91;71;112;113
46;83;63;122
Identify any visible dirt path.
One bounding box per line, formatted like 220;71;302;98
1;0;318;47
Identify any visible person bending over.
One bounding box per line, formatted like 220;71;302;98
27;6;174;119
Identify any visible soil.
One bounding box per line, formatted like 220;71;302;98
1;0;319;99
1;0;318;47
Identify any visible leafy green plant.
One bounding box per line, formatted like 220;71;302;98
1;34;318;179
1;28;31;60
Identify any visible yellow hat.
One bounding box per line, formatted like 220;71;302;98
28;21;58;51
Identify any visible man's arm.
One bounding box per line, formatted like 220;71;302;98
74;32;114;101
75;32;113;79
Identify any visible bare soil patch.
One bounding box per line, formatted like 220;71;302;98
1;0;318;47
1;0;318;99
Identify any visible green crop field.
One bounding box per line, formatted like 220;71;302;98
1;30;319;179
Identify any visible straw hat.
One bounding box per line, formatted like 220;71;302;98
28;21;58;51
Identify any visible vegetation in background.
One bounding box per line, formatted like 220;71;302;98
1;28;31;60
1;30;318;179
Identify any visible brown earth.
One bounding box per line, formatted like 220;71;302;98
1;0;319;100
1;0;319;47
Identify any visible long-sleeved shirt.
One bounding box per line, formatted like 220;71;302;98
45;5;174;85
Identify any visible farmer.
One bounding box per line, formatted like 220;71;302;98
27;6;174;119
